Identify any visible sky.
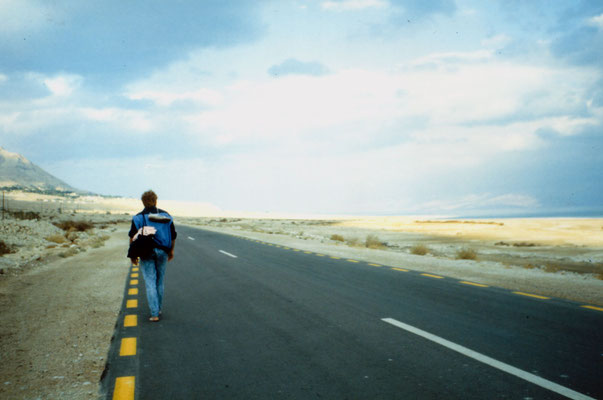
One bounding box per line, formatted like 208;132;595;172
1;0;602;216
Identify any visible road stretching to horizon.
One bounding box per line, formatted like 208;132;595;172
102;226;603;399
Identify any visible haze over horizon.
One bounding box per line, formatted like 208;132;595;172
1;1;602;216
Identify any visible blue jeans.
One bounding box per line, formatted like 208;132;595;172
140;248;168;317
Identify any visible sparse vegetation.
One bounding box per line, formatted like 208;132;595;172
59;248;79;258
46;234;68;244
331;234;345;242
89;235;110;248
365;234;386;249
8;210;40;220
53;220;94;232
410;244;430;255
345;237;362;247
512;242;537;247
0;240;14;256
455;248;477;260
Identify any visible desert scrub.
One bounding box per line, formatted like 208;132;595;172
89;235;110;248
365;234;386;249
455;248;477;260
345;237;362;247
410;244;429;255
53;220;94;232
0;240;14;256
59;248;79;258
331;234;345;242
46;234;68;244
9;210;40;220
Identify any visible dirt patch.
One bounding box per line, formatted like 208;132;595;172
0;226;130;400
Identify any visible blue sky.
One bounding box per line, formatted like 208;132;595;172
1;0;602;216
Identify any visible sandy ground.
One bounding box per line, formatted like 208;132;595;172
0;223;130;400
0;193;602;399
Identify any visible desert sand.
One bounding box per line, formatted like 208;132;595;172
1;191;602;399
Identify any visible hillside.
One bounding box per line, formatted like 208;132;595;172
0;146;83;194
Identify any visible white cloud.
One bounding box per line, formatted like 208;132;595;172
587;13;603;29
0;0;54;35
43;74;83;97
321;0;388;12
0;74;7;84
126;88;223;107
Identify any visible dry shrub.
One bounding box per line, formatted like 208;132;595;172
89;235;110;249
331;234;345;242
53;220;94;232
345;237;362;247
59;248;78;258
456;248;477;260
410;244;429;255
46;234;68;244
9;210;40;220
523;263;538;269
543;264;562;273
365;234;386;249
0;241;14;256
513;242;536;247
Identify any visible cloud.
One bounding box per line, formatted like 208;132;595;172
268;59;330;77
0;1;265;82
321;0;389;12
588;13;603;29
0;0;53;35
43;74;83;97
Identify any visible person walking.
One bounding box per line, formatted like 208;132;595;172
129;190;177;322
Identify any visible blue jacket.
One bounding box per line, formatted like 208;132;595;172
129;207;177;252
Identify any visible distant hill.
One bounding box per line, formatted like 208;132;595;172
0;146;85;195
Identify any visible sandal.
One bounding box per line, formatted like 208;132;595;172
149;316;160;322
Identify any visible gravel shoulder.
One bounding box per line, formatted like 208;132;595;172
0;224;130;400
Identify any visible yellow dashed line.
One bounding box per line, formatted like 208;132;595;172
131;267;139;272
283;247;291;250
330;256;341;260
124;315;137;327
304;251;313;254
347;259;359;263
422;273;444;279
581;305;603;312
392;267;409;272
128;288;138;295
131;273;139;278
513;291;550;300
119;337;137;356
112;376;135;400
315;254;325;257
126;299;138;308
293;249;301;252
460;281;488;288
130;280;138;286
369;263;382;267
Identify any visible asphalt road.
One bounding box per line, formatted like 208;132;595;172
105;226;603;399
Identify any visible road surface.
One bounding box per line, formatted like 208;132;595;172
102;226;603;399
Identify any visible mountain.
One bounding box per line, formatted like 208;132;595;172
0;147;83;194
